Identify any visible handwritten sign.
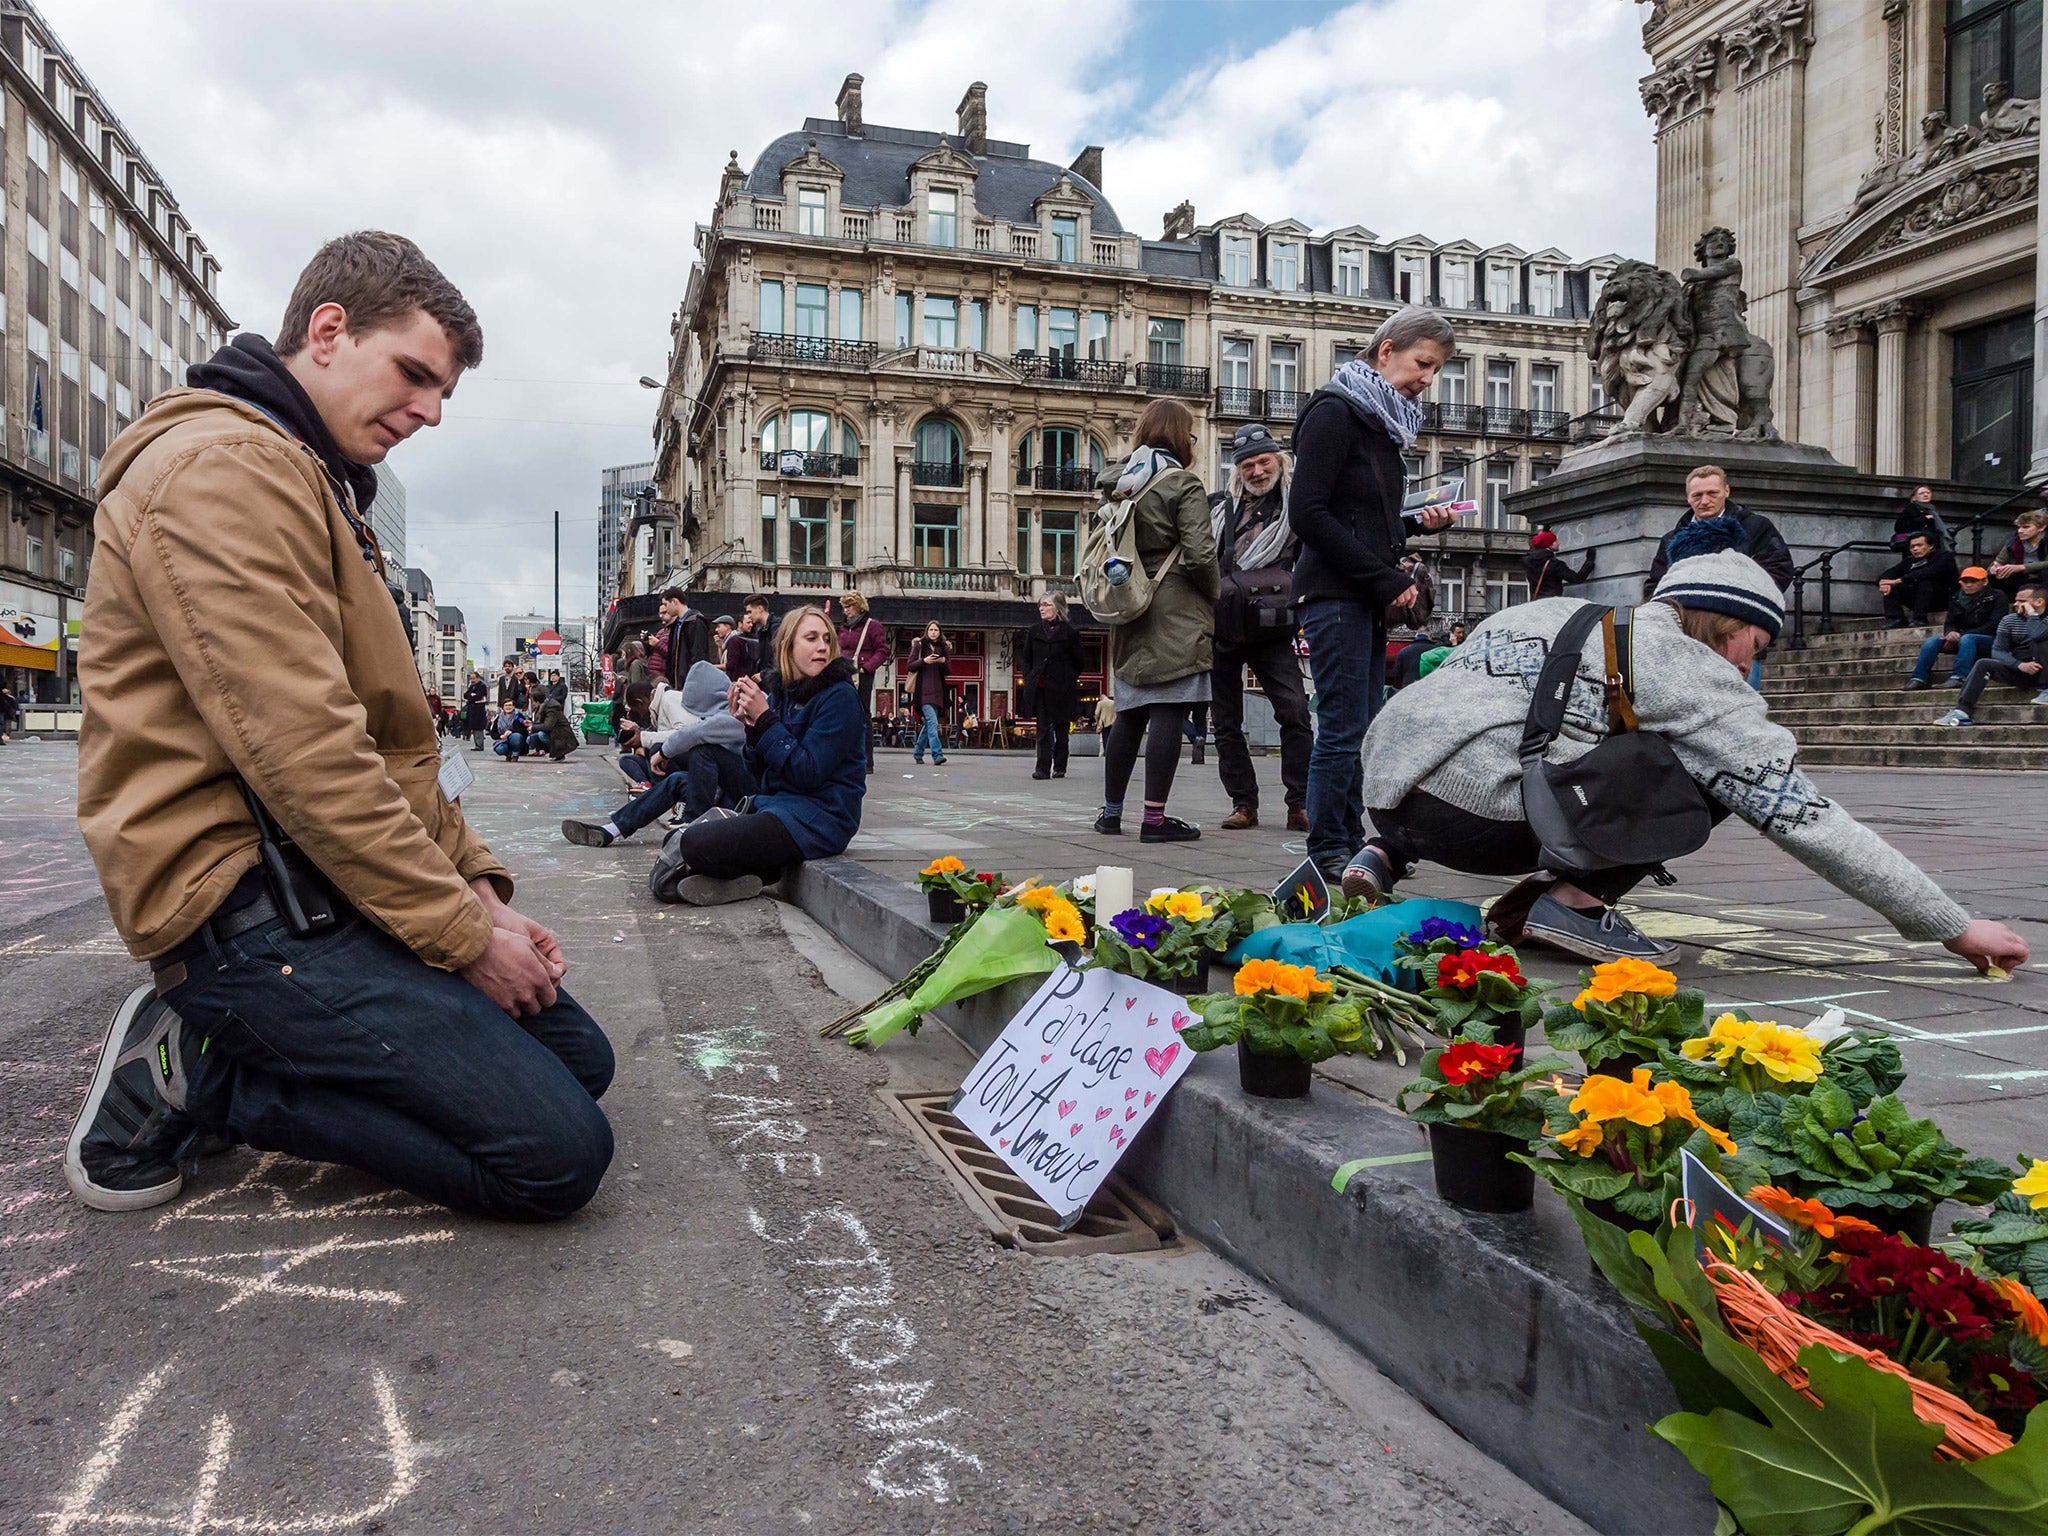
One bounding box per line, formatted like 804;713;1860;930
1680;1149;1793;1256
1271;856;1331;924
950;964;1196;1227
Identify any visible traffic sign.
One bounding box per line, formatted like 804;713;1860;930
535;630;563;655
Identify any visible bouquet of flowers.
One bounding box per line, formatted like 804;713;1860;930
1397;1033;1573;1142
1540;958;1706;1075
1516;1066;1736;1228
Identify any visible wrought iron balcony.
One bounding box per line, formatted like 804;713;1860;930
911;459;965;487
1022;464;1099;492
1264;388;1306;420
1013;352;1128;388
1482;405;1529;437
759;450;860;477
1214;385;1259;418
1133;362;1210;396
749;334;878;369
1434;402;1486;435
1528;409;1570;440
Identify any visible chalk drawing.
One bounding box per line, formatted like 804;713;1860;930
39;1359;420;1534
155;1154;437;1228
134;1229;455;1312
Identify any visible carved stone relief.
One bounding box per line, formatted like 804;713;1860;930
1869;161;2040;252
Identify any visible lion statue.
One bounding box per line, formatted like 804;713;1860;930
1586;259;1688;437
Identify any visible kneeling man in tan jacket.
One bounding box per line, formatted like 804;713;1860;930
68;232;614;1220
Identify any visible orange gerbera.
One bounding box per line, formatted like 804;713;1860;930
1573;957;1678;1009
920;855;966;876
1745;1184;1882;1239
1016;884;1062;914
1233;958;1331;1000
1993;1276;2048;1347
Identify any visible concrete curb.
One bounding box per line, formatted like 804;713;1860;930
784;856;1716;1536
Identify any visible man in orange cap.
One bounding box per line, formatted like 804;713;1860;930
1906;563;2006;689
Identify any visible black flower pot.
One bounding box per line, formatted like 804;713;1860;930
1238;1042;1311;1099
1168;958;1213;997
1852;1201;1936;1245
1583;1194;1662;1235
1588;1050;1650;1082
1428;1124;1535;1213
926;888;966;925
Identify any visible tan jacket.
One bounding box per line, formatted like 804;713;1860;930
77;389;508;970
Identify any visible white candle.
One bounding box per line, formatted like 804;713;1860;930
1094;865;1134;920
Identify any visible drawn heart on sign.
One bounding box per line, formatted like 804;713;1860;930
1108;1128;1125;1147
1144;1091;1157;1107
1146;1015;1158;1029
1124;1108;1136;1121
1095;1106;1112;1121
1058;1100;1077;1119
1143;1044;1179;1078
1172;1012;1192;1032
1124;997;1138;1009
1040;1053;1052;1063
1124;1089;1138;1101
1069;1123;1082;1137
998;1138;1010;1148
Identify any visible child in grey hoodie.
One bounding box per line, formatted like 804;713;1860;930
561;661;758;846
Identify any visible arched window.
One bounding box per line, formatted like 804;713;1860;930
758;411;860;476
912;418;964;486
1016;427;1103;490
787;410;832;452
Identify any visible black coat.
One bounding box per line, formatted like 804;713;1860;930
1287;390;1423;612
1021;619;1084;721
1521;548;1595;601
661;611;715;687
461;680;490;732
1880;548;1959;600
1642;504;1795;597
1890;504;1947;550
907;640;952;712
1946;585;2008;636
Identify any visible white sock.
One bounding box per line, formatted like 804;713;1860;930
602;821;622;839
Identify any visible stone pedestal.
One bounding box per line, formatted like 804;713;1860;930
1504;436;2017;630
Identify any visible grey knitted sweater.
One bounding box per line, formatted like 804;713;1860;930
1361;600;1971;941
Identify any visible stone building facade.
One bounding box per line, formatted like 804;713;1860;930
644;77;1609;719
1640;0;2046;501
0;0;234;706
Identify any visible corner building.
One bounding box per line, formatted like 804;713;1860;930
651;76;1606;720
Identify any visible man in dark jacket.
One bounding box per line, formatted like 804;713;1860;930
655;587;713;688
1907;566;2006;689
1522;528;1595;601
1288;308;1458;881
1939;584;2048;725
1642;466;1795;597
1878;533;1959;627
724;594;771;680
1207;423;1313;831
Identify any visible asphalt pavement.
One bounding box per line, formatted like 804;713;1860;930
0;740;1588;1536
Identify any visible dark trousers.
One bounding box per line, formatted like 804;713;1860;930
857;671;877;770
1103;702;1190;809
162;901;615;1223
1959;658;2035;711
676;808;804;881
1883;580;1952;625
1367;790;1731;907
1300;598;1387;874
1212;635;1311;813
613;746;757;836
1034;713;1072;775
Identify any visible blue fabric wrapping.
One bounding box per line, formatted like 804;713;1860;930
1222;899;1486;982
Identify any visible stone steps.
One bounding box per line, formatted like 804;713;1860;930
1799;742;2048;769
1770;701;2048;727
1786;722;2048;747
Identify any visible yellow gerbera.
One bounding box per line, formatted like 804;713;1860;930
2014;1161;2048;1211
1573;957;1678;1009
1233;958;1331;1000
1041;899;1086;944
1557;1119;1606;1157
920;855;965;876
1016;884;1062;914
1146;890;1216;923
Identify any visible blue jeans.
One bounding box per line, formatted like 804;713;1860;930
1300;597;1386;875
1912;631;1992;683
913;704;946;762
162;893;615;1222
493;732;527;758
613;746;759;836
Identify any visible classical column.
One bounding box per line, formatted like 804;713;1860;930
1640;40;1721;270
2032;8;2048;482
1724;1;1814;441
965;460;987;567
1872;301;1922;477
1827;311;1876;474
894;453;913;569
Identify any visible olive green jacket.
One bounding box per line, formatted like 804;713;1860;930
1101;463;1221;686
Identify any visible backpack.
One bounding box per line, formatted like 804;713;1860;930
1079;479;1184;626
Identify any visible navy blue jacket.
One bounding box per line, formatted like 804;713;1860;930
744;657;867;859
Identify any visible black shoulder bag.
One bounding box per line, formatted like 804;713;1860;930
1518;603;1715;877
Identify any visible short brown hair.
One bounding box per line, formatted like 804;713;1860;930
276;231;483;368
841;590;869;617
1686;464;1729;487
1135;398;1196;463
774;604;841;680
2017;508;2048;531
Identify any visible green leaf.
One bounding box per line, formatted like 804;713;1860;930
1639;1321;1760;1423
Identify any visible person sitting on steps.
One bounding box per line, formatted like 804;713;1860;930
1938;583;2048;727
562;661;758;846
1905;567;2006;691
1878;532;1959;629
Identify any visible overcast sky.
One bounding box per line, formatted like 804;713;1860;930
39;0;1653;656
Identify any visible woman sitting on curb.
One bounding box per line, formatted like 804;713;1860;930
653;605;867;906
1346;549;2029;976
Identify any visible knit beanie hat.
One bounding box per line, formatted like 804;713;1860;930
1666;513;1748;562
1529;528;1558;550
1653;551;1785;640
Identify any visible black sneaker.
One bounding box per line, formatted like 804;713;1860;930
677;874;764;906
66;985;196;1212
561;819;615;847
1903;679;1930;692
1140;816;1201;844
1521;893;1679;964
1093;814;1123;835
1031;770;1050;780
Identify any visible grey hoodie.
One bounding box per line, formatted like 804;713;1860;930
660;659;745;759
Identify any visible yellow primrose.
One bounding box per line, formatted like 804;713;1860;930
921;855;965;877
1557;1119;1606;1157
2016;1161;2048;1211
1146;890;1216;923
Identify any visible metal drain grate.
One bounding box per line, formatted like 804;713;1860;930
883;1090;1180;1256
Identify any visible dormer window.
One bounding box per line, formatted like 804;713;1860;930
797;187;827;237
1222;233;1253;287
1334;245;1364;297
1531;268;1560;316
1486;263;1515;312
929;189;959;248
1051;214;1078;262
1441;260;1471;309
1396;253;1427;303
1269;240;1300;291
